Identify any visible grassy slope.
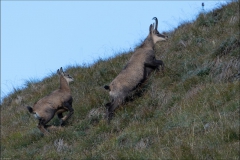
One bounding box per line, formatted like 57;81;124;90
1;1;239;159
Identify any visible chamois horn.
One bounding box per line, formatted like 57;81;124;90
152;17;158;31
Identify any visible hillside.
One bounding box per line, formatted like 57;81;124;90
1;1;239;159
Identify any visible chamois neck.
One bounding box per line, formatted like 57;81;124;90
140;35;154;49
59;75;70;92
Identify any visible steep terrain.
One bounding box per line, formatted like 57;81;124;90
1;1;239;159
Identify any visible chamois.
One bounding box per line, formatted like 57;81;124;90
104;17;168;122
27;67;74;135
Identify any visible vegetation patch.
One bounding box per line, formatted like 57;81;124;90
1;1;239;159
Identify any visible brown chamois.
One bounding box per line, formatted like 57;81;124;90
104;17;168;122
27;67;74;135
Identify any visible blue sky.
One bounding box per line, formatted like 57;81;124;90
1;1;228;100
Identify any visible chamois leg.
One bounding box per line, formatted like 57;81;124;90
144;59;164;69
60;102;74;126
107;102;116;123
105;99;113;120
155;59;164;72
144;59;164;73
107;95;125;123
57;111;65;126
56;108;67;120
37;119;50;135
37;111;56;135
58;112;63;119
105;98;114;110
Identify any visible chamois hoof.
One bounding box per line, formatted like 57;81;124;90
47;125;64;133
105;102;111;109
107;112;114;124
60;119;65;126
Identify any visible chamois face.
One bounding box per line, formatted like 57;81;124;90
57;67;74;84
151;17;168;44
151;24;168;44
63;72;74;84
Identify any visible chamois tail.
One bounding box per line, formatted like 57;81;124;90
104;85;110;91
27;106;34;114
27;106;41;119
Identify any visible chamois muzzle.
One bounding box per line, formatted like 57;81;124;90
157;33;168;41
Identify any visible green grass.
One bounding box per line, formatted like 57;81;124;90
1;1;239;159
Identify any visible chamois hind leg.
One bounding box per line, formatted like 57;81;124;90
107;95;125;123
60;102;74;126
105;98;114;110
37;118;50;135
104;99;113;120
37;110;56;135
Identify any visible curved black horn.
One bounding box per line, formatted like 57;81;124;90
152;17;158;30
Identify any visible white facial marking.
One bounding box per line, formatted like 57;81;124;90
153;35;167;44
33;112;41;119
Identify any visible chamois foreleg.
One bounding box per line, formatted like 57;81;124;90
60;101;74;126
58;112;64;119
144;59;164;72
56;108;68;119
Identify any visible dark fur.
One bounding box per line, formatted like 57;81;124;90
104;85;110;90
27;106;34;113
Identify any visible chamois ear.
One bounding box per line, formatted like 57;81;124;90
60;67;63;73
149;24;153;34
58;67;64;76
149;23;154;35
57;67;64;76
57;69;60;75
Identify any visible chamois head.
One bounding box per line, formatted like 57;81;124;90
151;17;168;44
57;67;74;84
